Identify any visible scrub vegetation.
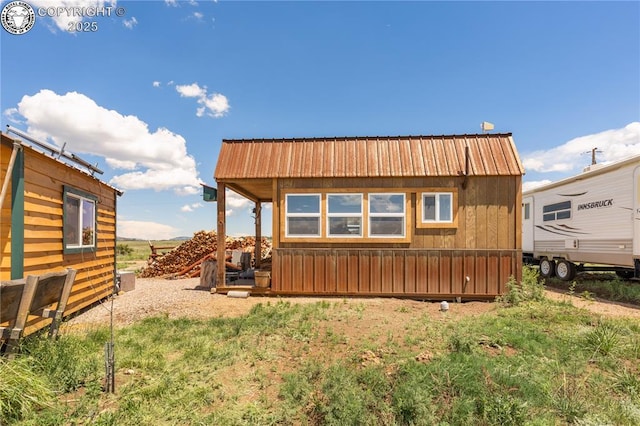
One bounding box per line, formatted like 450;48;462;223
2;267;640;425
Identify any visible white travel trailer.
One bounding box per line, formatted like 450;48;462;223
522;154;640;281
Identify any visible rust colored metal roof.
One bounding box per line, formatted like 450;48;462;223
215;133;524;179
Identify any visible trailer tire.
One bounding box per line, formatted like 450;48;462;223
539;258;555;278
615;270;634;280
556;260;576;281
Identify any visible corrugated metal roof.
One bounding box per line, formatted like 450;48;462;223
215;133;524;179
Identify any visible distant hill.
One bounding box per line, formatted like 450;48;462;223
117;236;190;242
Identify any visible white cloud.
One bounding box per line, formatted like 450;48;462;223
12;89;201;194
522;180;552;192
175;82;229;118
165;0;178;6
201;93;229;117
181;202;203;212
220;190;253;218
522;122;640;174
3;107;23;124
123;16;137;29
152;81;161;88
29;0;117;32
176;83;207;98
118;220;178;240
193;12;203;20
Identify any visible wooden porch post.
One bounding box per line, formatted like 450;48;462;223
216;182;226;286
255;201;261;269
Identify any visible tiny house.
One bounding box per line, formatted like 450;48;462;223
214;133;524;299
522;154;640;280
1;130;121;335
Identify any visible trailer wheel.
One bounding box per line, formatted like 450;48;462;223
555;260;576;281
539;258;556;278
615;270;634;280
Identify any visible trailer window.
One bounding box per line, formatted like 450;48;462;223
542;201;571;221
63;186;97;254
523;203;530;220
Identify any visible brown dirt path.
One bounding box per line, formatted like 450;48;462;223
60;278;640;335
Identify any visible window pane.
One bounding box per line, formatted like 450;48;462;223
82;199;95;246
543;201;571;213
543;213;555;222
369;194;404;214
329;217;362;236
287;195;320;214
287;217;320;235
370;217;404;236
423;195;436;221
439;194;452;221
524;203;530;220
328;194;361;214
556;210;571;220
65;196;80;246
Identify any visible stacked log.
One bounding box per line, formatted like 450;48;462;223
138;231;271;278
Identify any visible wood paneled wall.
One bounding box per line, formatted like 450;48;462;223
272;248;521;299
0;141;13;278
1;139;118;335
275;176;521;251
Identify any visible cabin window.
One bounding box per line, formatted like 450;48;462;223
63;186;97;253
421;192;453;223
285;194;321;237
416;188;458;228
327;194;362;237
280;189;411;242
543;201;571;221
523;202;530;220
368;193;405;237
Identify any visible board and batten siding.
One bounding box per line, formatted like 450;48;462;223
274;176;521;251
1;135;119;335
270;175;522;298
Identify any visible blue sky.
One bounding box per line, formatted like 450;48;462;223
1;0;638;239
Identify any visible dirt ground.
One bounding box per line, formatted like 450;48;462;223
60;277;640;334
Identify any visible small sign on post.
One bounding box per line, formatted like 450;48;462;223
201;184;217;202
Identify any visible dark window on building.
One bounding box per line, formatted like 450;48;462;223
542;200;571;222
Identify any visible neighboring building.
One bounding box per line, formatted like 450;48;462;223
214;133;524;299
1;131;121;334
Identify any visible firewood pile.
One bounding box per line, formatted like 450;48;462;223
139;231;272;279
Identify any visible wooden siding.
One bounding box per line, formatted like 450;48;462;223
272;248;521;298
0;141;13;278
1;135;118;336
274;176;521;251
215;134;524;180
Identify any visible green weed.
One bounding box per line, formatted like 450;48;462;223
498;266;545;306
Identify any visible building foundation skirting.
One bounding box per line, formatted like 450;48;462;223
271;248;521;299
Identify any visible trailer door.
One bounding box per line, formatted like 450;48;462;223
522;196;534;253
634;166;640;258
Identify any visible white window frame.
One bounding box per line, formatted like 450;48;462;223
421;192;453;224
368;193;406;238
63;186;97;254
327;193;363;238
285;193;321;237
